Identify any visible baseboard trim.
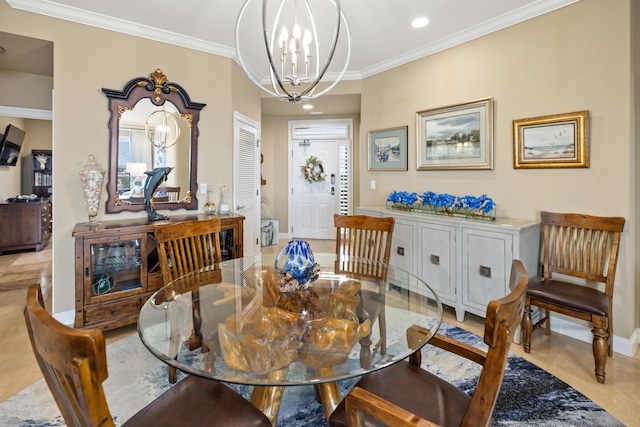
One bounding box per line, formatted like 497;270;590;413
548;314;638;358
53;309;75;327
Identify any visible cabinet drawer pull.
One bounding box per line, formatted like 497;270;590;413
430;254;440;265
479;265;491;278
110;307;117;315
396;246;405;256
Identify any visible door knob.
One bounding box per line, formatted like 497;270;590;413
236;205;245;210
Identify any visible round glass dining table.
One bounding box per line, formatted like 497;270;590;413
137;253;442;424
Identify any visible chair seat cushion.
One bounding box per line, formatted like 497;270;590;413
123;375;271;427
329;360;471;427
527;278;609;316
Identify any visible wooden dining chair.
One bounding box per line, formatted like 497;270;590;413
24;283;271;427
154;217;223;382
522;211;625;384
328;259;528;427
334;214;395;367
156;186;181;202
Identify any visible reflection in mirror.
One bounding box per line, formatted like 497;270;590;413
117;99;190;203
103;69;205;214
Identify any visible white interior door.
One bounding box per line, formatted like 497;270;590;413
233;112;260;257
290;140;338;239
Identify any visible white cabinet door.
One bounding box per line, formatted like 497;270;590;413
462;228;512;316
418;222;456;306
388;218;416;275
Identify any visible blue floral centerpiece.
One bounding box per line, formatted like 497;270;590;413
385;190;421;211
386;190;496;221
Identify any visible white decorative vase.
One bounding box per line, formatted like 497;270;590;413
80;155;105;225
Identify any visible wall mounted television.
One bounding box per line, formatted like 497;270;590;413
0;124;26;166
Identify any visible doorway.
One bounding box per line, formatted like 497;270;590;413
233;112;261;257
289;119;352;240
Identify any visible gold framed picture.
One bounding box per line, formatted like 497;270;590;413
513;110;590;169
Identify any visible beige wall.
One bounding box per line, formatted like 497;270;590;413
633;0;640;331
0;116;25;200
358;0;637;338
0;70;52;110
0;116;49;200
1;0;637;340
0;1;260;314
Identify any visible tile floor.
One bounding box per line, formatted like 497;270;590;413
1;240;639;425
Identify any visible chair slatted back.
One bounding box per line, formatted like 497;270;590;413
24;284;115;427
156;186;181;202
541;211;624;296
334;214;395;280
154;218;223;284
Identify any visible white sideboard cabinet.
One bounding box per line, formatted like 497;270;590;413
357;206;540;322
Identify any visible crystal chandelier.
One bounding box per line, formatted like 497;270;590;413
235;0;351;104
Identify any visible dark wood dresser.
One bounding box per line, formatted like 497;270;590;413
0;199;52;255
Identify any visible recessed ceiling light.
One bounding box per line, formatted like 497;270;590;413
303;104;313;110
412;17;429;28
310;111;324;115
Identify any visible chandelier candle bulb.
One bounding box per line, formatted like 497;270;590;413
280;28;288;55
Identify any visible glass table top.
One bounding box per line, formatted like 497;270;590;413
138;253;442;386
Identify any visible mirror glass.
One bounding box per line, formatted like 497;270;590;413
117;99;190;202
103;69;205;214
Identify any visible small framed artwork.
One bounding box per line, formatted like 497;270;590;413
416;97;493;170
513;110;590;169
368;126;408;171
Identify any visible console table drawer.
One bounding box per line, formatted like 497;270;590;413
85;299;141;324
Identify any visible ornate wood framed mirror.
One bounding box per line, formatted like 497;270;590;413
102;69;205;214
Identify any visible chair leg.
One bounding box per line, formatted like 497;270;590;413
168;366;177;384
359;336;373;369
379;307;386;356
592;316;609;384
607;313;613;357
544;309;551;335
522;303;532;353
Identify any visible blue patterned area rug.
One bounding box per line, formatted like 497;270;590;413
0;323;623;426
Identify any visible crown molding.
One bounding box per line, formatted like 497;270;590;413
7;0;579;79
0;105;52;120
5;0;235;58
359;0;580;78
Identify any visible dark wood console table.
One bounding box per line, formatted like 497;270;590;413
72;213;244;330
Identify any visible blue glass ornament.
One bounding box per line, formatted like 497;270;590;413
274;240;316;286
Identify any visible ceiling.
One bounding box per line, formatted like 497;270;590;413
1;0;579;116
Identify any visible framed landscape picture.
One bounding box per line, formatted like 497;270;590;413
368;126;408;171
513;110;590;169
416;97;493;170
